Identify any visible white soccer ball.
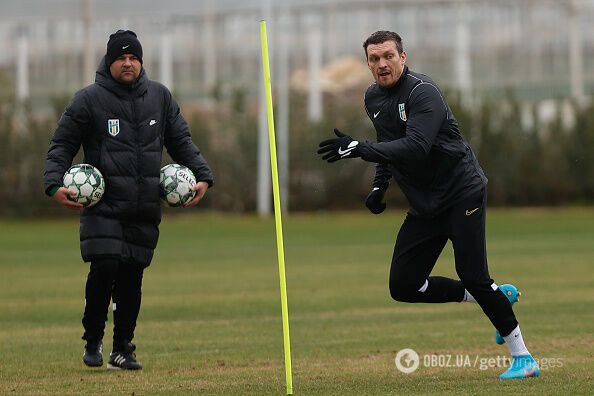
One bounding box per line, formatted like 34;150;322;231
63;164;105;207
159;164;196;207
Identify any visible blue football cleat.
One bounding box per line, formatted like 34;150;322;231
496;284;521;344
499;354;539;379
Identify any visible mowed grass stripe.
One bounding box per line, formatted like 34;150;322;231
0;208;593;395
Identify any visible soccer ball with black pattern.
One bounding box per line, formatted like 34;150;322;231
159;164;196;207
62;164;105;207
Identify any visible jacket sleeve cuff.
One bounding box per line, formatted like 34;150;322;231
46;185;60;197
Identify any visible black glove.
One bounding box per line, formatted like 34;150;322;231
365;187;386;214
317;128;360;163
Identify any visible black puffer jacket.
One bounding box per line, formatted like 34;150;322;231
44;58;213;266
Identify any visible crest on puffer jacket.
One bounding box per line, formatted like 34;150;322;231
108;119;120;136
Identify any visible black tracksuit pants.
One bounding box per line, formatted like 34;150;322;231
389;188;518;337
82;258;144;348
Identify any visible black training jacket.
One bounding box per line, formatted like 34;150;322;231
358;66;486;217
44;57;213;266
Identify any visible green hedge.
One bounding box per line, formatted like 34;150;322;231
1;89;593;216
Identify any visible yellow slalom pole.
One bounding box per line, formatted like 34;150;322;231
259;20;293;395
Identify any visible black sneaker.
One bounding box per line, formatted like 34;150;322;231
83;340;103;367
107;341;142;370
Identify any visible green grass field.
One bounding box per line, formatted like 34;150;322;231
1;208;593;395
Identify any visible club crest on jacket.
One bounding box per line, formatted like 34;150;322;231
108;119;120;136
398;103;407;122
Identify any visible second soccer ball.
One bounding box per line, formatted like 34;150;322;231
159;164;196;207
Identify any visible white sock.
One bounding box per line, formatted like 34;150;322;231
462;289;477;303
503;325;530;356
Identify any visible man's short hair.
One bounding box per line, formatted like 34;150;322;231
363;31;404;58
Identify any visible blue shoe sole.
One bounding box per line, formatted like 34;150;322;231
499;355;540;379
499;367;540;379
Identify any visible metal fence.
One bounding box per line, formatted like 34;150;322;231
1;0;594;108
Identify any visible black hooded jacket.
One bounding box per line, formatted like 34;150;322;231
44;58;213;266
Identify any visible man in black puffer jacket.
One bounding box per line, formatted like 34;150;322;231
44;30;213;370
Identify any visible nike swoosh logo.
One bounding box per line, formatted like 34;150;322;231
337;141;359;157
122;45;130;49
374;111;380;118
149;120;157;126
465;208;479;216
337;147;355;156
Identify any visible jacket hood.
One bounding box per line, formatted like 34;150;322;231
95;56;148;98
